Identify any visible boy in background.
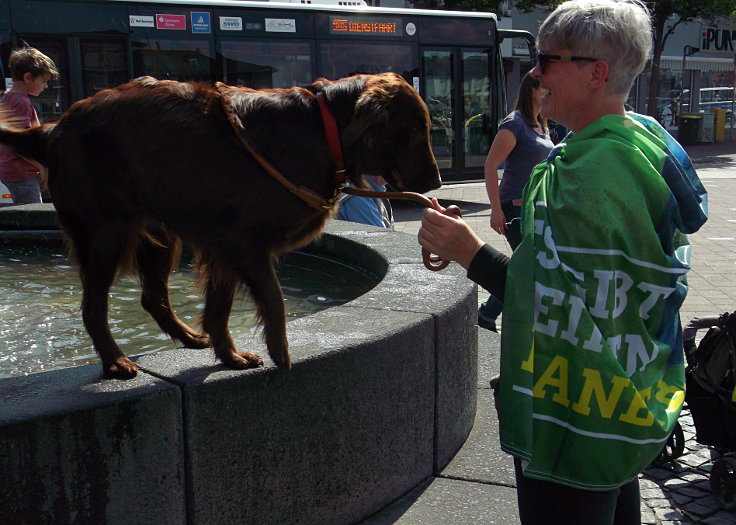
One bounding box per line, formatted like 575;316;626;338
0;47;58;204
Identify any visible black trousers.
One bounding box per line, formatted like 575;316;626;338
500;201;522;250
514;458;641;525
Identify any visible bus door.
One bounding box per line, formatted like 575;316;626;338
422;47;491;182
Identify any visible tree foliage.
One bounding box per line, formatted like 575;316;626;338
410;0;736;118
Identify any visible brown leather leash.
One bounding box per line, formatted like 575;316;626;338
218;86;343;211
342;186;462;271
219;86;457;271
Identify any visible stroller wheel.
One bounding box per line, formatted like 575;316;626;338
711;456;736;510
661;422;685;461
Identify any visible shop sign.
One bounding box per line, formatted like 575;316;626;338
701;24;736;55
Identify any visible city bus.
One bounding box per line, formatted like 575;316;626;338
0;0;533;195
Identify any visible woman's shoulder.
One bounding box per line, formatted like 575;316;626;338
501;111;525;124
499;111;526;132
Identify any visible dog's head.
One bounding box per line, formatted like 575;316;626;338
319;73;441;194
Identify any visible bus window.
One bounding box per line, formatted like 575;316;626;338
463;50;490;168
317;42;416;80
132;39;214;82
80;39;129;97
221;40;313;89
423;49;453;170
15;37;68;122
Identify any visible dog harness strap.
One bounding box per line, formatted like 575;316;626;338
316;92;346;185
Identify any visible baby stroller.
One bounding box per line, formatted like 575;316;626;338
682;311;736;510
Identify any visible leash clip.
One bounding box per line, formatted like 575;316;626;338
322;183;345;209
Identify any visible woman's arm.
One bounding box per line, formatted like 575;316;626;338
418;199;509;299
484;129;516;234
467;244;509;301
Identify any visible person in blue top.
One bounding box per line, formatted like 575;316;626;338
336;175;394;229
478;72;555;332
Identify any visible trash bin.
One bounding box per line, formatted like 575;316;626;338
711;108;727;142
699;111;715;143
678;114;702;146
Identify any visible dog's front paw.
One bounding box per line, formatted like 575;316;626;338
103;356;139;379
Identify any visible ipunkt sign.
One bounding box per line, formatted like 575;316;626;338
702;27;736;52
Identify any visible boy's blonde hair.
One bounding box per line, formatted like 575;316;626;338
9;47;59;81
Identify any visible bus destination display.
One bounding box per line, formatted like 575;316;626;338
329;16;403;36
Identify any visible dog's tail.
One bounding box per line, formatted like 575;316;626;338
0;107;54;167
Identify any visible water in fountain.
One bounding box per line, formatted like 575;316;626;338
0;247;376;377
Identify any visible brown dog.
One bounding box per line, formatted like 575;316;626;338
0;73;440;378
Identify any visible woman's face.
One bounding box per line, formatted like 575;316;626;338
531;47;598;131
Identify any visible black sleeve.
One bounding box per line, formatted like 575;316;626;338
466;243;509;301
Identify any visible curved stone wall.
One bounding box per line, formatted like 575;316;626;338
0;207;478;525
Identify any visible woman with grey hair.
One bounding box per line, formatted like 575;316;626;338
417;0;708;523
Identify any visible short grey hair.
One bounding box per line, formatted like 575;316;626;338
536;0;652;97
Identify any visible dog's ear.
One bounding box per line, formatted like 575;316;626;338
342;108;388;150
309;77;332;94
342;81;392;149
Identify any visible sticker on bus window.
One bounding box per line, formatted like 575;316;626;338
265;19;296;33
156;14;187;30
191;12;211;34
129;15;155;28
219;16;243;31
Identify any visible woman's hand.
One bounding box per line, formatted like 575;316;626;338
490;208;507;236
418;198;484;269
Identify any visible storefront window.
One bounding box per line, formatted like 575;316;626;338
699;71;735;124
643;69;685;131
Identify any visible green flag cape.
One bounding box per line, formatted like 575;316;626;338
498;113;707;490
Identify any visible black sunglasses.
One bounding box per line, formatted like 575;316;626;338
536;52;601;73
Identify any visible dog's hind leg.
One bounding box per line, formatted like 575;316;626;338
239;260;291;369
201;270;264;369
137;232;210;349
